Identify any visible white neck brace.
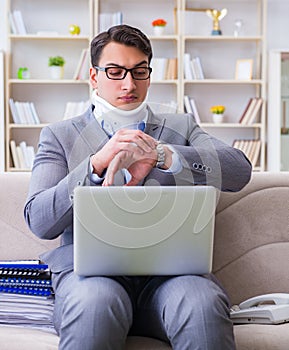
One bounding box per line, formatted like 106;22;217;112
91;90;148;133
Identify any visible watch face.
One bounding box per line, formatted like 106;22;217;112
156;142;165;168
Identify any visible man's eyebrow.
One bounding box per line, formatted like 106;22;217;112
105;60;149;68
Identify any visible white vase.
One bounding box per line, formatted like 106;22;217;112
153;26;165;36
49;66;64;79
212;113;224;124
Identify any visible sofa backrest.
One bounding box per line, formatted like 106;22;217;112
213;172;289;305
0;172;59;260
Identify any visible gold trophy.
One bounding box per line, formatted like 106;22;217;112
206;8;227;35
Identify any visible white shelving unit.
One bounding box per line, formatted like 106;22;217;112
181;0;267;171
268;50;289;171
5;0;94;171
5;0;267;171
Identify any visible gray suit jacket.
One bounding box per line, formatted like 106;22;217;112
24;105;252;273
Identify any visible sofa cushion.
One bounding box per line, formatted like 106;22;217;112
0;327;172;350
0;327;59;350
213;172;289;305
0;172;59;260
234;323;289;350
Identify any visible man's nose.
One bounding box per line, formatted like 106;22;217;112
122;71;137;90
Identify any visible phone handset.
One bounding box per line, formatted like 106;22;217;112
239;293;289;309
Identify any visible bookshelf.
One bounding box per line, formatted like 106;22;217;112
4;0;267;171
268;50;289;171
181;0;267;171
5;0;94;171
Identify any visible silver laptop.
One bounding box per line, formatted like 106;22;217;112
73;186;217;276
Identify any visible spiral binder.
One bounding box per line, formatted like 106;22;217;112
0;285;52;296
0;263;49;277
0;261;52;297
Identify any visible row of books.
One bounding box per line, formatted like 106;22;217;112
232;139;261;167
183;95;262;125
184;95;201;124
9;99;40;125
184;53;205;80
0;260;55;332
239;97;263;125
8;10;27;35
10;140;35;170
150;58;178;81
99;12;123;33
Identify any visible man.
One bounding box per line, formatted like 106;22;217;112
24;24;251;349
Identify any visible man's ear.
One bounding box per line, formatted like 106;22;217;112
90;67;98;89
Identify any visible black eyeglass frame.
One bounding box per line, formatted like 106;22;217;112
94;66;152;80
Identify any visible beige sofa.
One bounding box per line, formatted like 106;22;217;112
0;171;289;350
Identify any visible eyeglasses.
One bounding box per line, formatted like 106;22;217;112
94;66;152;80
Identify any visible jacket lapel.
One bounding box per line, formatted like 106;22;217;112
72;107;109;154
145;107;166;140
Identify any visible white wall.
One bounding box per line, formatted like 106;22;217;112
0;1;7;51
0;1;6;171
267;0;289;50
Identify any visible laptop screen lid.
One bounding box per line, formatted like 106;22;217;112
73;185;217;276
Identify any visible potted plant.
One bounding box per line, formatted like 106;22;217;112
210;105;225;123
152;18;167;36
48;56;65;79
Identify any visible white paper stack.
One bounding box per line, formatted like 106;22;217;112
0;293;55;333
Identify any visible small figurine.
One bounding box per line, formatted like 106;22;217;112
206;8;227;35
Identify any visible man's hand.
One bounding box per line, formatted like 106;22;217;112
90;128;157;177
102;147;157;186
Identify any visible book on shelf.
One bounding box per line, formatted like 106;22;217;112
99;12;123;32
63;100;90;120
184;53;193;80
8;10;27;35
9;140;19;168
232;139;261;167
184;53;205;80
9;99;40;125
191;56;205;80
166;58;178;80
239;97;263;125
10;140;35;170
73;48;89;80
150;58;178;81
184;95;201;124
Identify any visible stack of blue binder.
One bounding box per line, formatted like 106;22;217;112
0;261;53;296
0;260;55;332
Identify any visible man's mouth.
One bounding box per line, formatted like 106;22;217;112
119;95;137;103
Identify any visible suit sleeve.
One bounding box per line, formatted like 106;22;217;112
24;125;93;240
147;114;252;192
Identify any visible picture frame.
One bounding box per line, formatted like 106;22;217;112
235;59;253;80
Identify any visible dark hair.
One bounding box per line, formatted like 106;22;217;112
90;24;153;67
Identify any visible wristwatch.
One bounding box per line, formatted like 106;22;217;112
155;142;166;168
